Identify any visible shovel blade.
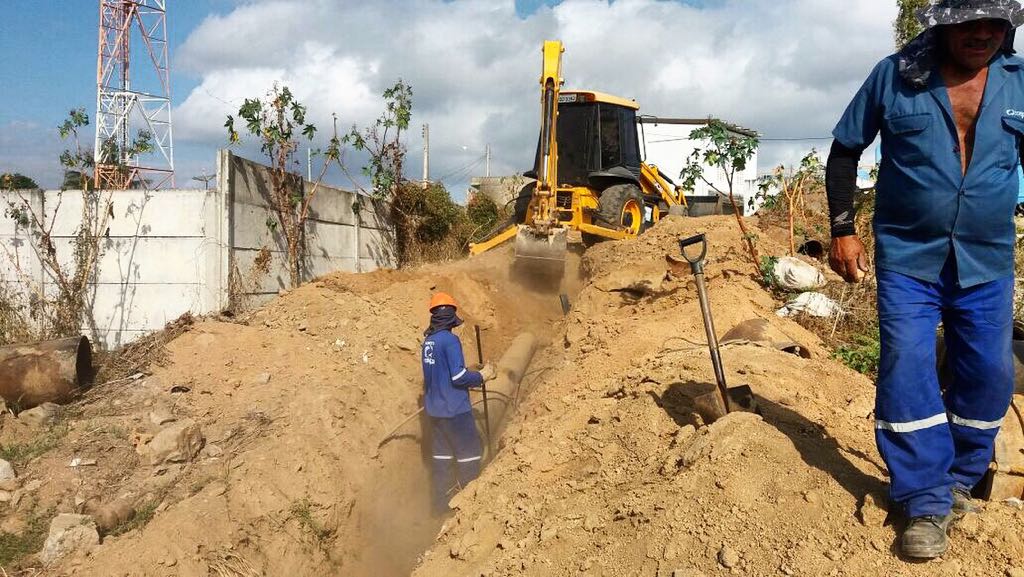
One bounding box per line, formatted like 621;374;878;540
693;385;760;425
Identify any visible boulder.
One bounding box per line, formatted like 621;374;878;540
0;459;16;486
18;402;60;427
40;514;99;564
141;419;204;465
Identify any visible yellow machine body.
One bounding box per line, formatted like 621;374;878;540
470;41;688;259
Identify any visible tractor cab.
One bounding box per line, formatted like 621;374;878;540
530;91;643;189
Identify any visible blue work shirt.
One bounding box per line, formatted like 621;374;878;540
421;329;483;418
833;53;1024;288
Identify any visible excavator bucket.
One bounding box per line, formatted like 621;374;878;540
512;225;567;288
514;225;567;265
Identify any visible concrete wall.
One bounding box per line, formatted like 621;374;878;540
223;151;395;302
0;151;395;348
0;188;224;348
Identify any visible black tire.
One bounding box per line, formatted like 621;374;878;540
584;184;644;247
594;183;645;233
512;182;535;224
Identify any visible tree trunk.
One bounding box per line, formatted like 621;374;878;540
787;196;796;256
728;190;760;274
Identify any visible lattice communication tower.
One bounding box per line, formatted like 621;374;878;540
94;0;174;189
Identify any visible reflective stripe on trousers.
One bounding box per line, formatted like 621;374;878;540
875;260;1014;518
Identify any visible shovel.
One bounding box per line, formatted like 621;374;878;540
474;325;493;458
676;233;759;423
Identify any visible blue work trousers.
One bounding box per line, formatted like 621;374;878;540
428;411;482;515
875;258;1014;518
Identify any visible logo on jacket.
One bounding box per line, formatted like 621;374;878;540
1006;109;1024;120
423;341;436;365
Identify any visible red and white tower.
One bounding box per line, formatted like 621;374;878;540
94;0;174;189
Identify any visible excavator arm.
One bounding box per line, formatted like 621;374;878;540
639;162;687;211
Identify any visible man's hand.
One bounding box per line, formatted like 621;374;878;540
828;235;869;283
478;363;496;382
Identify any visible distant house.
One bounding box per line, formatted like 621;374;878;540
638;117;760;216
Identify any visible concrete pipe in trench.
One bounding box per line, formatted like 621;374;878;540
0;336;92;409
478;332;537;444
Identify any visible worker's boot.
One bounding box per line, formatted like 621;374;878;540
951;486;980;516
900;514;952;559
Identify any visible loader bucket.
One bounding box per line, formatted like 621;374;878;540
512;225;567;289
514;225;567;265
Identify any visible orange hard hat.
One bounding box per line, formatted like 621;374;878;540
429;292;458;311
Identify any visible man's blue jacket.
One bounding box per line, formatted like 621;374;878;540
833;52;1024;287
421;329;483;418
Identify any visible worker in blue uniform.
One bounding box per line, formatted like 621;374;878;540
826;0;1023;559
421;292;495;515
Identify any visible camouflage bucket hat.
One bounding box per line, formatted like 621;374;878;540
917;0;1024;28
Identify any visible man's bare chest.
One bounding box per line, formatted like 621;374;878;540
946;77;987;137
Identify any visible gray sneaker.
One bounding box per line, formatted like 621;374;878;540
952;487;980;515
901;514;952;559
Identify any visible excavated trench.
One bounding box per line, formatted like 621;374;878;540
345;253;582;577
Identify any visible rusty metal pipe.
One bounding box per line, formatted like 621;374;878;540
0;336;92;409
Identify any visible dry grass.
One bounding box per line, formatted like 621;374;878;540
91;312;195;384
208;551;263;577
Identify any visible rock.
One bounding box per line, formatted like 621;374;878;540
1006;568;1024;577
539;525;557;542
18;402;60;427
717;545;739;568
149;405;176;426
85;500;135;534
825;549;842;561
857;492;889;526
0;459;16;485
254;372;272;385
142;419;205;465
0;490;11;502
40;514;99;564
203;444;224;458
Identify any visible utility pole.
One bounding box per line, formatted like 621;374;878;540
307;148;312;181
485;144;491;177
422;124;430;189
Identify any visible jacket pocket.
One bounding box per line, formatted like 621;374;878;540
1000;116;1024;169
884;113;932;166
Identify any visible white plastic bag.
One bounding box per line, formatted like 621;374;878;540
776;291;844;318
773;256;826;291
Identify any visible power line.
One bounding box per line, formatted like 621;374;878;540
647;135;834;144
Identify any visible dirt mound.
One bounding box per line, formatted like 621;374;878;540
412;216;1024;577
4;215;1022;576
0;246;568;576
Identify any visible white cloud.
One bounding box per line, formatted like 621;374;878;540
171;0;908;196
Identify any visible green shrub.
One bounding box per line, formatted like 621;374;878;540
833;325;881;378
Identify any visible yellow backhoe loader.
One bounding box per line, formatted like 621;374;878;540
469;40;688;265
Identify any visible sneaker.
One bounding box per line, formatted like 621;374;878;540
900;514;952;559
952;487;980;515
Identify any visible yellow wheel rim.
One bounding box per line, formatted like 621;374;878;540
621;199;642;236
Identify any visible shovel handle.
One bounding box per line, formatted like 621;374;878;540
679;234;708;265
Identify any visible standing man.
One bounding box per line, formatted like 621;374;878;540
827;0;1023;559
421;292;495;516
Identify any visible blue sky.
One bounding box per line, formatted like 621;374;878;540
0;0;242;186
2;0;900;192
